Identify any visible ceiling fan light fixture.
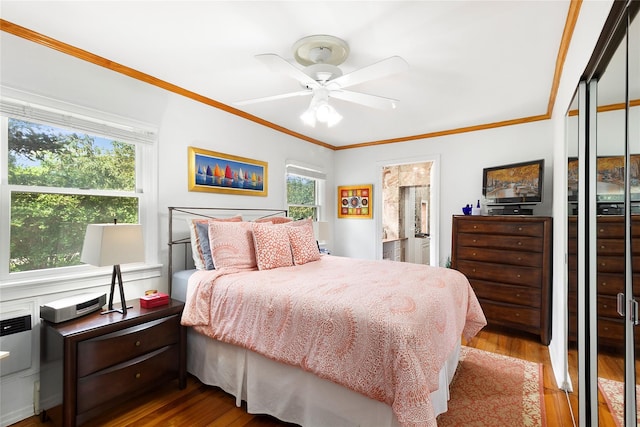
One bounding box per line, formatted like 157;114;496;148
300;107;317;127
301;98;342;128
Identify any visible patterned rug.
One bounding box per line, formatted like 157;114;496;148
598;377;640;427
437;346;546;426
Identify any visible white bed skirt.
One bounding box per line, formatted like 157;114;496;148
187;328;460;426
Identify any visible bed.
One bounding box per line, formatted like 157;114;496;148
168;207;486;427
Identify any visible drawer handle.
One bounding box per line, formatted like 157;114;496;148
518;227;523;231
601;262;606;267
473;225;478;229
515;313;520;317
135;373;141;379
472;268;476;273
516;293;521;297
601;245;606;249
135;341;141;347
472;252;476;256
517;257;522;261
603;304;608;309
472;239;477;243
602;282;607;287
516;274;521;278
517;241;522;246
600;229;605;233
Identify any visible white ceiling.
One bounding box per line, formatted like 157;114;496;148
0;1;573;148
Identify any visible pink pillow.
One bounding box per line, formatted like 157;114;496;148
255;216;294;224
287;219;320;265
188;215;242;270
252;223;294;270
208;221;256;270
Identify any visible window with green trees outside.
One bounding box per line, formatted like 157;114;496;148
6;118;140;273
286;174;319;220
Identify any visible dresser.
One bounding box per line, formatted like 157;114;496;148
568;215;640;351
451;215;552;344
40;299;186;426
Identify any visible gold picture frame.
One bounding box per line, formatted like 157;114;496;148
188;146;268;196
338;184;373;219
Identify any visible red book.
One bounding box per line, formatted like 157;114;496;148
140;292;169;308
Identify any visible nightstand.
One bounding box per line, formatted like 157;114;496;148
40;299;186;427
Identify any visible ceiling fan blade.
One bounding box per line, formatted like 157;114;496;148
255;53;319;88
330;56;408;88
330;90;400;110
235;90;311;106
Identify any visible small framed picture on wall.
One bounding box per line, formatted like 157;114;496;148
338;184;372;219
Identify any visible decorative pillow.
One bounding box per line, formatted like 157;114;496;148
208;221;257;270
194;221;215;270
188;215;242;270
251;223;294;270
286;219;321;265
255;216;294;224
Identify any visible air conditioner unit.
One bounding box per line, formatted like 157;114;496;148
0;311;32;376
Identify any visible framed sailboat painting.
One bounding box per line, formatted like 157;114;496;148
188;146;268;196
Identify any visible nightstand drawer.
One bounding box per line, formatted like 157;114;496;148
77;344;179;414
78;314;180;377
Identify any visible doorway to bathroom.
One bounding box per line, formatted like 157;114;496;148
380;159;437;265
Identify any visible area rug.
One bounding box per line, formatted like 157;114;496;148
598;377;640;427
437;346;546;426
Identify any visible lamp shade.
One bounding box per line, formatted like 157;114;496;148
313;221;330;243
81;224;145;267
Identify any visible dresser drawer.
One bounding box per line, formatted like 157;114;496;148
456;260;541;288
478;299;540;329
454;220;543;237
456;246;542;268
597;255;640;273
78;315;180;377
598;273;640;296
470;280;541;307
456;233;543;252
598;295;620;318
77;344;179;414
597;238;624;255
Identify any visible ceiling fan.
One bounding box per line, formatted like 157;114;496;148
235;35;409;127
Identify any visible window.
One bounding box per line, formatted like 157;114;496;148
1;94;157;281
285;163;326;220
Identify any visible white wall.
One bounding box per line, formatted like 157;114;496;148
332;120;554;264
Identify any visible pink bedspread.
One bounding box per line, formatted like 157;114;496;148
182;255;486;426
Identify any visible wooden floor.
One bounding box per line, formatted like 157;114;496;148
12;326;623;427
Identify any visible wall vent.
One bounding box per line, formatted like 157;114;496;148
0;312;32;376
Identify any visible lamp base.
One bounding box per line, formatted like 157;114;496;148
101;305;133;315
101;264;130;315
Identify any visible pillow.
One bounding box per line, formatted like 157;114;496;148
255;216;294;224
286;219;321;265
251;222;294;270
188;215;242;270
208;221;257;270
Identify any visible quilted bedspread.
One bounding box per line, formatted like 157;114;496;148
181;255;486;426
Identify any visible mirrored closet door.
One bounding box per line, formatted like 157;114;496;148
570;2;639;425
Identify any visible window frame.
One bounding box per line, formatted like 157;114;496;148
0;91;160;295
285;161;326;221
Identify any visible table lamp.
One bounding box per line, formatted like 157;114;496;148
81;222;144;315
